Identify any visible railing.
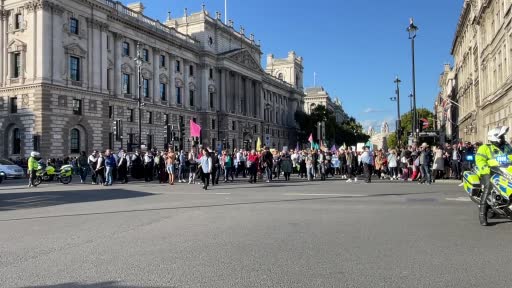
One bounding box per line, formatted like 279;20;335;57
95;0;198;46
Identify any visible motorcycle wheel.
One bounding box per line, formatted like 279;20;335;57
33;177;42;187
60;175;72;184
42;174;50;182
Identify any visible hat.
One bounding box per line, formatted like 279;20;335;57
421;143;429;148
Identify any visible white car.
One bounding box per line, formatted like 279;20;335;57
0;159;25;179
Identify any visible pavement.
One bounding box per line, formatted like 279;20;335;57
0;176;511;288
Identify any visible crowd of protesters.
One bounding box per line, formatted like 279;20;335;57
17;140;482;188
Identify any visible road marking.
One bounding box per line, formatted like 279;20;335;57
283;193;364;197
446;197;472;202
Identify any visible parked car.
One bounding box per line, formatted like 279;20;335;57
0;159;25;179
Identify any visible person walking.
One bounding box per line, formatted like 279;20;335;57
211;151;220;186
77;151;88;183
199;149;212;190
361;146;374;183
247;149;259;183
418;143;433;184
262;147;273;183
188;149;198;184
166;149;177;185
387;150;398;180
88;150;98;184
95;152;105;185
222;150;234;182
178;150;187;183
117;150;128;184
280;153;293;181
345;147;358;183
104;149;116;186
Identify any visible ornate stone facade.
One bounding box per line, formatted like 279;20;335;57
303;87;347;123
0;0;305;158
446;0;512;143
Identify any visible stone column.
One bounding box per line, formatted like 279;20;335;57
169;54;176;106
225;70;232;113
183;60;189;108
152;48;159;104
100;26;109;93
113;33;122;97
201;64;208;111
234;73;240;114
220;69;227;112
0;12;5;86
246;79;251;117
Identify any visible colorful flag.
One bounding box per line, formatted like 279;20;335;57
331;145;337;153
295;142;300;152
190;119;201;137
308;133;313;143
256;137;262;152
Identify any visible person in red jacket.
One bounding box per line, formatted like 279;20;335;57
247;149;259;183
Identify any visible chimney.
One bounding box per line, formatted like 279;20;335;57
267;54;274;65
127;2;145;14
444;63;451;72
288;51;296;59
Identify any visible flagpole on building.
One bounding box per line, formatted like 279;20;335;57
224;0;227;24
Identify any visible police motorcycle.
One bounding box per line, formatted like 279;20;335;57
463;128;512;223
33;161;73;186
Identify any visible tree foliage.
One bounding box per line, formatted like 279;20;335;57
295;105;369;147
393;108;435;147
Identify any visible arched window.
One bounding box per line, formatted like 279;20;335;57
70;128;80;154
12;128;21;154
278;73;283;80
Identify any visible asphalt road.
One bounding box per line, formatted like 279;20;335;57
1;176;511;288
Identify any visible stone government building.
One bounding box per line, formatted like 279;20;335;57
0;0;308;158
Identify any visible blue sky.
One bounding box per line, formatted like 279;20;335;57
137;0;463;131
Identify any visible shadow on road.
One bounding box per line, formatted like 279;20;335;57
0;189;154;212
18;281;175;288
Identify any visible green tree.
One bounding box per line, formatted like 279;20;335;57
387;132;398;149
396;108;434;145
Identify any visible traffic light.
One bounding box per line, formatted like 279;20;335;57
418;119;423;132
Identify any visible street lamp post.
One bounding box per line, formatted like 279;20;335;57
407;18;418;142
390;76;401;148
134;42;144;150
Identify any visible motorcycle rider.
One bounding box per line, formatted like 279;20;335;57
27;151;40;188
475;126;512;226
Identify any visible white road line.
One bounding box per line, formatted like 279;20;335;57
283;193;364;197
446;197;472;202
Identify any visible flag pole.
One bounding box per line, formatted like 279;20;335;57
224;0;227;24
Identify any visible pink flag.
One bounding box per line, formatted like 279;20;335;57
308;133;313;143
190;119;201;137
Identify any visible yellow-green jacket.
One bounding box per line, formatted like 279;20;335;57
27;157;39;171
475;144;512;175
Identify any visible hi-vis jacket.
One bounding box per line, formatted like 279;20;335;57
475;143;512;175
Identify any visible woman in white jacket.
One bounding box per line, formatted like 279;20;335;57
199;148;212;190
387;150;398;180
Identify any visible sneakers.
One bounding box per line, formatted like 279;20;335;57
354;178;358;183
346;179;352;183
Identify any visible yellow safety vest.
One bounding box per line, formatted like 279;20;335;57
475;144;512;175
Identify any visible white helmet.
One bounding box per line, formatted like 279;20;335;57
487;126;509;143
30;151;40;157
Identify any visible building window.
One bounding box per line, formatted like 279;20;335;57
148;111;153;124
107;68;112;91
13;53;21;78
122;42;130;57
109;105;113;119
212;119;216;130
73;99;82;115
142;49;149;62
127;133;134;152
70;128;80;154
142;79;149;98
232;121;236;130
70;17;79;35
106;35;110;50
189;90;194;106
12;128;21;155
176;87;182;104
33;135;40;152
108;132;114;150
209;92;214;108
15;13;22;30
128;108;134;122
69;56;80;81
278;73;283;80
209;68;213;79
122;74;131;94
160;83;167;101
176;60;181;72
160;55;166;67
189;65;194;77
10;97;17;113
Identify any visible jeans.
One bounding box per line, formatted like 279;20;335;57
179;165;186;181
265;166;273;181
79;166;88;182
363;163;373;183
307;166;314;180
420;165;432;184
105;166;114;185
224;167;233;181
